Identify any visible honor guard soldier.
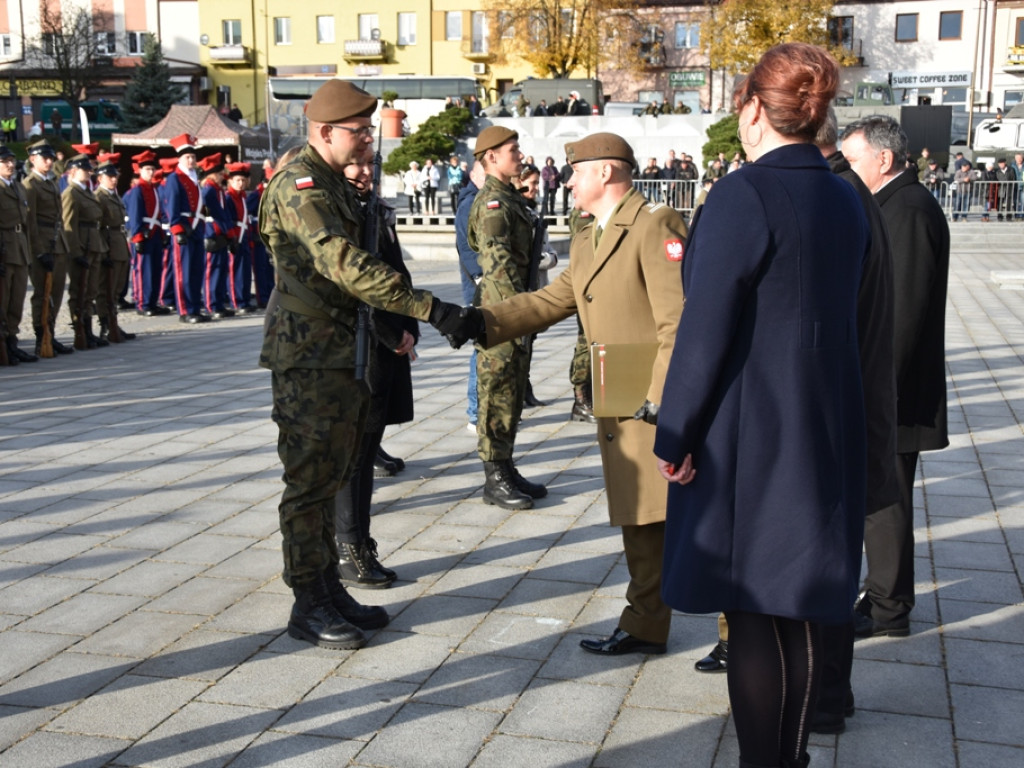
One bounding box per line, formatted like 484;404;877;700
258;79;470;650
62;153;110;349
247;170;273;308
125;150;169;316
198;153;234;318
156;157;179;311
224;162;255;313
94;155;136;343
164;134;207;323
0;144;35;364
466;125;545;509
23;140;74;356
66;142;101;191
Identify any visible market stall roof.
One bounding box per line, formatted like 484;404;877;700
111;105;245;148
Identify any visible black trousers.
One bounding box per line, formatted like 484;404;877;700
334;428;384;545
862;451;918;622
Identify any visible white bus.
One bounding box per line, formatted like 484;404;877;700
267;75;485;138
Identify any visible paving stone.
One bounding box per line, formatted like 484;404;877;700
144;575;258;616
501;678;627;743
459;612;568;660
628;651;731;716
198;651;338;709
415;651;541;711
73;610;206;658
47;673;207;739
105;520;207;551
388;593;497;637
88;559;207;598
202;589;292;635
951;683;1024;746
930;538;1016;571
838;709;955;766
425;562;524;601
470;734;596;768
851;658;949;718
461;534;552;568
17;591;146;636
337;631;454;683
945;637;1024;689
0;630;79;684
531;548;620;586
229;731;362;767
112;701;281;768
934;566;1024;604
0;703;60;750
0;730;127;768
596;708;724;768
0;650;136;709
132;629;272;681
497;575;592;620
353;701;502;768
274;675;418;739
0;574;97;616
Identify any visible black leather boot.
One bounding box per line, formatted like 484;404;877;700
85;316;109;348
52;336;74;355
8;337;38;363
338;540;396;589
376;446;405;472
570;384;597;423
99;318;111;343
524;381;548;407
288;579;366;650
506;459;547;499
5;337;19;365
780;753;810;768
483;460;533;509
373;454;397;478
324;565;390;629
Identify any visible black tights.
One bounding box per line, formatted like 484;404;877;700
724;611;821;768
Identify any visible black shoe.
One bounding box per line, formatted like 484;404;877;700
694;640;728;672
506;459;547;499
323;567;390;629
181;314;207;325
52;338;74;355
810;708;845;734
579;627;666;656
212;309;235;319
117;299;135;310
482;460;533;510
571;396;597;424
8;342;39;363
287;581;366;650
120;328;137;340
235;306;252;315
84;317;109;348
373;455;398;478
338;540;396;589
854;611;909;638
377;446;405;473
524;382;548;407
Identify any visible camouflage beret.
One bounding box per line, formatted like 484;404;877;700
473;126;518;159
305;80;377;123
565;132;637;169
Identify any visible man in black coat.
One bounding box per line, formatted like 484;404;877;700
841;115;950;640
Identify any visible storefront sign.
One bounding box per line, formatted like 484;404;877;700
890;71;971;88
13;79;63;96
669;71;706;88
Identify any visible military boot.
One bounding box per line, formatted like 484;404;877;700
288;579;366;650
85;316;109;348
99;318;114;343
570;384;597;423
324;565;390;629
7;337;38;363
506;459;547;499
338;540;397;589
524;380;548;407
483;460;533;509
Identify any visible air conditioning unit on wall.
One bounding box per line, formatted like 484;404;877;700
472;63;487;76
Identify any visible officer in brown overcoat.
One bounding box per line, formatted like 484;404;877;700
0;144;35;363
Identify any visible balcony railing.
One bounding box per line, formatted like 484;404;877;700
344;39;386;60
1004;45;1024;72
208;45;250;64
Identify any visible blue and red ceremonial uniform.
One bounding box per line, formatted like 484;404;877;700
201;177;232;314
125;178;164;313
225;186;253;310
164;168;205;317
247;183;273;307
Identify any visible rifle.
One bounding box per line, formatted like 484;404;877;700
101;226;122;343
39;270;54;357
354;125;383;391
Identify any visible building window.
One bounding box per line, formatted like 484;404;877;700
317;16;335;44
529;13;545;44
446;11;462;41
895;14;918;43
1017;18;1024;46
42;33;55;56
127;31;147;55
1;35;10;57
471;11;487;53
674;22;700;49
560;9;573;37
274;17;291;45
223;19;242;45
95;31;116;55
358;14;378;41
828;16;854;50
498;12;514;39
397;13;416;46
939;11;962;40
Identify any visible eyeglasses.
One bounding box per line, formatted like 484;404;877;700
329;124;376;139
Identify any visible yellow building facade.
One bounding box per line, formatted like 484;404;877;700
196;1;540;125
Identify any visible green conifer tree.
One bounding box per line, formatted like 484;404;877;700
120;35;185;132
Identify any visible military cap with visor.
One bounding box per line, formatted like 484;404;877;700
0;144;15;161
27;140;56;158
564;132;637;169
304;80;377;123
473;126;518;159
66;153;94;171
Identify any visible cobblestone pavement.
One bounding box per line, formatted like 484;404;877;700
0;248;1021;768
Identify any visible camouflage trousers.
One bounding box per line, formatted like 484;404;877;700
475;338;528;461
569;317;590;388
272;367;368;588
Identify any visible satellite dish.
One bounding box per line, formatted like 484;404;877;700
371;28;381;41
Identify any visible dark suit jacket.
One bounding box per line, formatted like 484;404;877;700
654;143;869;624
874;168;950;454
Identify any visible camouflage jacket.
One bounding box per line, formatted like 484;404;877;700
258;143;434;372
467;174;533;307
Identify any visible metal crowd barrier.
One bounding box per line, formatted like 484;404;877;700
927;179;1023;221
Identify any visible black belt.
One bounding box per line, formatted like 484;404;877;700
38;219;59;228
101;225;128;233
0;224;23;232
79;222;100;229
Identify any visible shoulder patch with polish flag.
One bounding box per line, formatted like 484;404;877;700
665;239;684;262
486;200;500;209
294;176;314;190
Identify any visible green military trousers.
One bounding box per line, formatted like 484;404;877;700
272;367;368;588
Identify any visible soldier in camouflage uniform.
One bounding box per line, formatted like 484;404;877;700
467;126;547;510
258;79;469;650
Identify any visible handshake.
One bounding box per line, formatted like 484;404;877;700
428;299;485;349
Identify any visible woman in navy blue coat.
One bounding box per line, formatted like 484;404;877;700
653;44;870;768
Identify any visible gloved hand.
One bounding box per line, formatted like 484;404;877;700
204;234;228;252
174;232;187;246
428;299;484;349
74;253;89;268
39;253;55;272
633;400;660;425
